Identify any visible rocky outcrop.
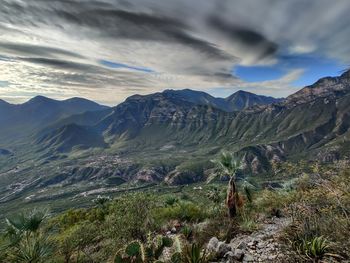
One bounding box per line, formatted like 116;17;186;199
207;217;292;262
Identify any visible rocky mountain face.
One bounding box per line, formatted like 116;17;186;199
225;90;282;111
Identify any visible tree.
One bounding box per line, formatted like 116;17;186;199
209;152;241;218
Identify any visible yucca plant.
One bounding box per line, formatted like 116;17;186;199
2;209;52;263
164;196;179;207
209;152;241;218
10;236;52;263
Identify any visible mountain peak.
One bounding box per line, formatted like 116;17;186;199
225;90;283;111
26;95;55;105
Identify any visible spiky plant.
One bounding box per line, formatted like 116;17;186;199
181;226;193;241
183;243;206;263
2;209;52;263
209;152;241;218
297;236;331;261
164;196;179;207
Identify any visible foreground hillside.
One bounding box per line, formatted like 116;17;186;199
0;160;349;262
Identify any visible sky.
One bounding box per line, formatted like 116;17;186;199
0;0;349;105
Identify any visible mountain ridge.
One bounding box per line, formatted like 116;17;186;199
1;70;350;207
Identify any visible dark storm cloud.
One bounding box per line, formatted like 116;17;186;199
208;16;278;60
55;8;233;60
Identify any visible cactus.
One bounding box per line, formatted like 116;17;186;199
115;236;173;263
148;235;173;260
114;241;145;263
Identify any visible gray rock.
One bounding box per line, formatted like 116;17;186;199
217;242;231;257
243;254;254;262
247;240;258;247
231;241;247;250
207;237;219;252
224;251;235;262
256;242;265;249
233;249;244;260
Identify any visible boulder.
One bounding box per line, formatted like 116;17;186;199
207;237;219;252
216;242;231;257
233;249;244;260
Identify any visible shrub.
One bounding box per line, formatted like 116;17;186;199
153;201;208;224
104;193;157;245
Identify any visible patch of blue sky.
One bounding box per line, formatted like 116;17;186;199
100;60;154;73
0;80;10;87
233;53;346;87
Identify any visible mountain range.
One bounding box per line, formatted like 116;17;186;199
1;70;350;207
0;96;108;143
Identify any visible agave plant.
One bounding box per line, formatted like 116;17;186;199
181;225;193;241
297;236;331;260
209;152;241;218
183;243;207;263
164;196;179;207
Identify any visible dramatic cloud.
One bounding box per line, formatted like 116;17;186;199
0;0;349;104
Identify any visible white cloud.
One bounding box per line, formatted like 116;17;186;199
0;0;349;104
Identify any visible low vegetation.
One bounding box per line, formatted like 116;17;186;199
0;158;349;262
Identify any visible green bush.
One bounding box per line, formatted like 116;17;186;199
104;193;157;245
153;201;208;224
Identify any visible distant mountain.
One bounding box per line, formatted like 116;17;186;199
153;89;282;112
35;70;350;175
225;90;283;111
0;96;109;143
